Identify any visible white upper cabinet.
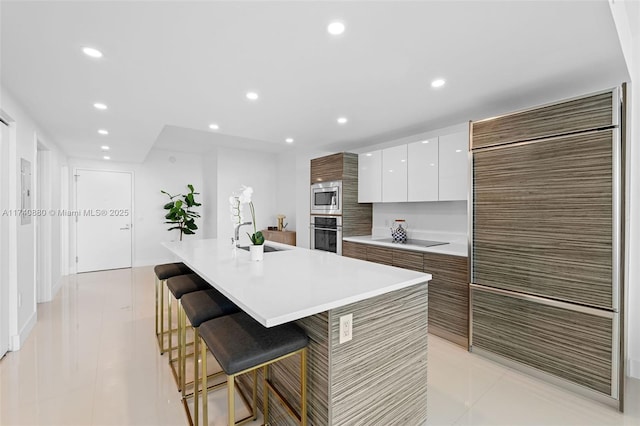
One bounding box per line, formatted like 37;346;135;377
358;151;382;203
438;131;468;201
382;145;408;202
408;137;438;202
357;125;469;204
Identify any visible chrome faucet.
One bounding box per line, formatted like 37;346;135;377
233;221;252;247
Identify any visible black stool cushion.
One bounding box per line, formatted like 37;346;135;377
199;312;309;375
166;273;212;299
182;289;240;327
154;262;192;280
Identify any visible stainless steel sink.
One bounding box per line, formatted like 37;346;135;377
238;245;285;253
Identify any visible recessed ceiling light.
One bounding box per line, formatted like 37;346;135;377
431;78;446;88
285;138;294;143
365;153;372;157
98;129;109;135
337;117;348;124
209;123;219;130
103;156;111;160
401;159;406;163
246;91;259;100
327;21;345;35
101;145;110;151
455;149;462;153
82;47;103;58
93;102;108;110
430;163;435;166
421;140;430;144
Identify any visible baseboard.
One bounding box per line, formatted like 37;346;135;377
10;310;37;351
628;358;640;379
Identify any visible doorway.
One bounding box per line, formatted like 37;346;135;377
75;169;133;273
1;117;11;358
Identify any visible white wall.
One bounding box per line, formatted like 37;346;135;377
372;201;467;241
609;0;640;380
68;148;204;268
0;87;67;350
275;150;297;233
215;147;278;247
202;151;218;239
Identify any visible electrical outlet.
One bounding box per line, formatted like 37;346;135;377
339;313;353;344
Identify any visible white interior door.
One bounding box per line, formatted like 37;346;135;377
76;169;132;273
1;120;11;358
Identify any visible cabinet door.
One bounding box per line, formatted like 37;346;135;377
407;138;438;202
366;245;393;265
382;145;408;202
342;241;368;260
311;153;343;183
358;151;382;203
438;131;468;201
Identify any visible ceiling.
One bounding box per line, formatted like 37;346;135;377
0;1;629;163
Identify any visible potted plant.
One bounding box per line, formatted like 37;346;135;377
161;184;201;241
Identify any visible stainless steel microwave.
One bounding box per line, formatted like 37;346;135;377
310;181;342;215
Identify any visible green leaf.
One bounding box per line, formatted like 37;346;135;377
174;200;183;209
183;228;195;235
187;184;194;192
163;202;174;210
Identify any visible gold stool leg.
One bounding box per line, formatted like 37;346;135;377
155;276;159;337
263;365;269;425
201;336;208;426
227;375;235;426
168;291;173;360
193;328;199;426
301;348;307;426
252;369;257;421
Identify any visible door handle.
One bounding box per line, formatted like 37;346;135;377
120;225;130;231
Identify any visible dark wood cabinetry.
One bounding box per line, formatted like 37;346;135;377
310;152;345;183
342;240;468;347
261;230;296;246
310;152;372;238
424;253;469;347
470;87;622;403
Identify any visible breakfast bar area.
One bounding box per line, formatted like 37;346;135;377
162;239;431;425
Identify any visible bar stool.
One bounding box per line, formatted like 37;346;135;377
198;312;309;426
154;262;192;354
166;273;212;389
181;289;240;425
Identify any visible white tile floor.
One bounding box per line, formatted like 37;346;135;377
0;266;638;425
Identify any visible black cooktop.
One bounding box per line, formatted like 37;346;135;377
376;238;448;248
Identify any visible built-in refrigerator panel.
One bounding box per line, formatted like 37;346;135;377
469;87;624;407
473;129;615;310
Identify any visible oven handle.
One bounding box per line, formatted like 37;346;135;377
309;225;343;232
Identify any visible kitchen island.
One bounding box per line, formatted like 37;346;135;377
163;238;431;426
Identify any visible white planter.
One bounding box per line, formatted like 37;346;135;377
249;244;264;261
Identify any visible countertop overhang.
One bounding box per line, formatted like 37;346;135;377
162;239;431;327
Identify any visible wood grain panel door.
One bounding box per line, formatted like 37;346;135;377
471;91;615;149
473;129;614;309
471;287;614;396
311;153;344;183
424;253;469;346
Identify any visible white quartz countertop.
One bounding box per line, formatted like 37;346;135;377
162;239;431;327
342;235;468;257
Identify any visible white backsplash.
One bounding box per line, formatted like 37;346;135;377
372;201;468;243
